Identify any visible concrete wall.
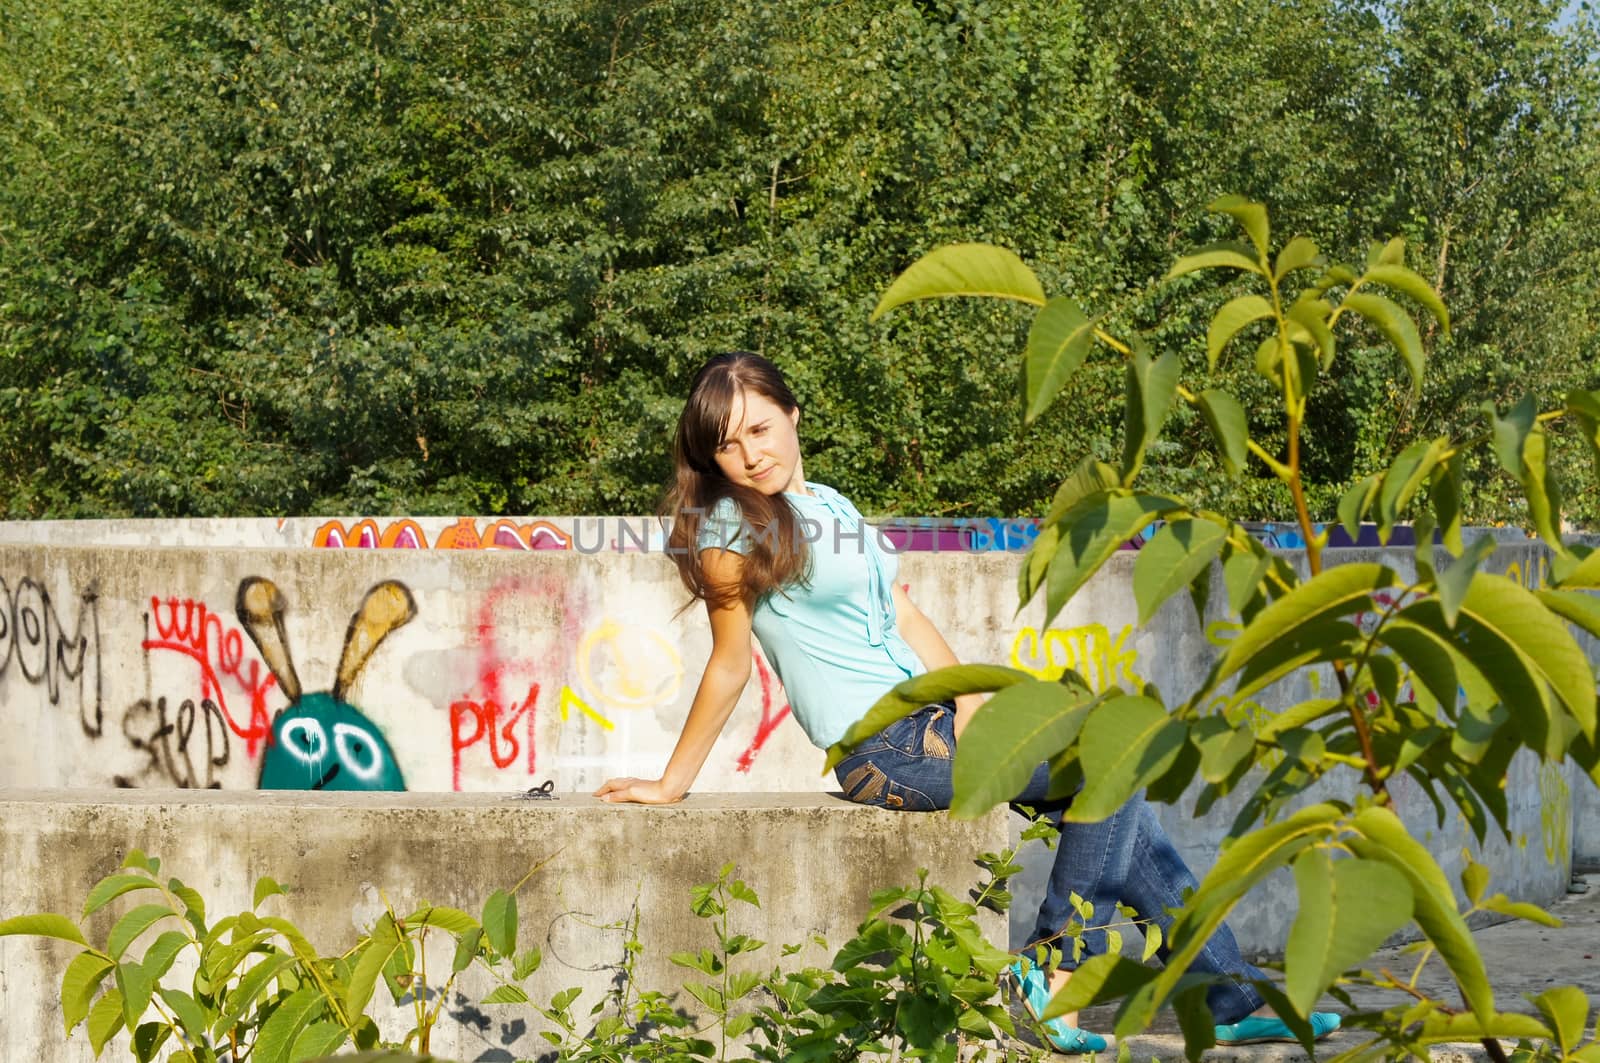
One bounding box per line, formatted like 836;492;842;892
0;790;1006;1062
0;531;1593;954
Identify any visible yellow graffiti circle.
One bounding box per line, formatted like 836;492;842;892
576;618;683;712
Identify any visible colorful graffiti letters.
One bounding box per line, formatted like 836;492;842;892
315;517;572;551
1010;622;1144;692
145;596;277;756
0;575;103;737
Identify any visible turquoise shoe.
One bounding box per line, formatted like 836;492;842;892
1214;1011;1341;1045
1005;960;1109;1055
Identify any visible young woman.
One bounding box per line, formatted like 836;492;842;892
594;352;1339;1052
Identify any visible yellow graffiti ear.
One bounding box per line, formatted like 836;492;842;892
334;581;417;700
236;577;303;703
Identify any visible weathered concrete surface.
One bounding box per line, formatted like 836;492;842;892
0;535;1592;958
0;790;1007;1062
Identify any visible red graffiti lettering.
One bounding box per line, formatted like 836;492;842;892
144;597;277;757
736;651;791;773
450;683;540;791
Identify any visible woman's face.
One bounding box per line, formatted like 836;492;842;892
714;388;804;495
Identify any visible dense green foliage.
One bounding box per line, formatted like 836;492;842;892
851;200;1600;1060
2;0;1597;521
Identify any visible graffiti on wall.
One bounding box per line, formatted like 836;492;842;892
315;517;572;551
736;651;792;773
241;577;414;791
117;696;231;789
0;575;103;737
142;596;278;756
1010;622;1145;692
450;576;585;789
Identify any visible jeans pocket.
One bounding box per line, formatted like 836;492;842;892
880;703;953;758
838;757;939;812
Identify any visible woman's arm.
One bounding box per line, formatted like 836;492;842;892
594;548;753;803
890;582;984;739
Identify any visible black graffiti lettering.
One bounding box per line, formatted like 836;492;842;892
117;696;230;789
0;576;104;737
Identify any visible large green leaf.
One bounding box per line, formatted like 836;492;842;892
1274;236;1322;281
1285;851;1413;1015
1435;533;1495;628
1532;985;1592;1055
1489;394;1537;477
116;960;155;1028
1210;195;1270;259
826;664;1033;771
1550;545;1600;588
1537;589;1600;640
1152;805;1343;1013
1132;519;1227;625
108;905;175;961
83;875;163;918
1347;806;1493;1021
404;905;478;936
1122;350;1181;480
1417;1011;1553;1043
87;988;125;1056
1339;473;1381;541
1566;389;1600;483
1428;454;1465;556
1196;390;1249;476
217;952;297;1035
346;914;402;1017
61;951;115;1035
1039;953;1158;1018
1165;241;1263;280
1043;459;1125;527
289;1020;348;1062
1520;427;1566;550
1206;295;1273;371
1043;492;1185;626
1067;696;1189;822
157;988;210;1045
254;986;326;1063
1378;619;1465;713
1198;563;1397;703
1286;296;1336;367
1376;437;1448;540
139;930;189;982
1458;574;1595;739
1363;263;1450;334
950;681;1098;818
482;889;518;959
871;243;1045;321
1231;620;1360;704
1024;296;1096;424
254;877;286;911
1343;292;1424;395
0;913;88;947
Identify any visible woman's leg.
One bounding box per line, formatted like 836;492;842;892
1022;793;1267;1024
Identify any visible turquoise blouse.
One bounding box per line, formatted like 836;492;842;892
697;483;924;747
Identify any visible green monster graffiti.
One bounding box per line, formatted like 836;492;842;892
236;577;414;791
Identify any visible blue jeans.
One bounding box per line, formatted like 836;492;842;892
833;701;1267;1024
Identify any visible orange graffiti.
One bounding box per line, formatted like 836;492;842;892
314;519;428;549
313;517;572;551
435;517;572;551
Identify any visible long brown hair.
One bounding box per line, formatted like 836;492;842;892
664;352;809;611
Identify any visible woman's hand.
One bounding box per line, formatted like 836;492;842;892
593;776;685;804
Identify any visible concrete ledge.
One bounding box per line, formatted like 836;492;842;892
0;790;1008;1062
